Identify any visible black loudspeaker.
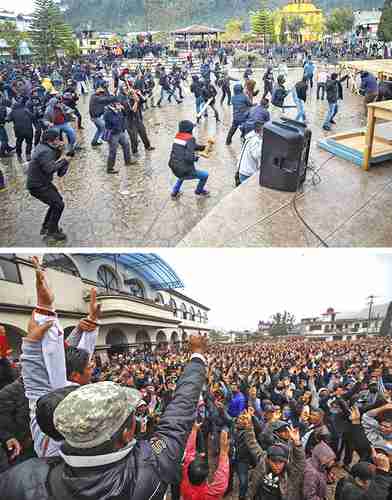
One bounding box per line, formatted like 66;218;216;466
259;118;312;192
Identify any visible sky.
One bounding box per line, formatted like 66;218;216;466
1;0;33;14
157;249;392;331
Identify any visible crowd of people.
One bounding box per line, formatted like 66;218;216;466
1;44;391;240
0;256;391;499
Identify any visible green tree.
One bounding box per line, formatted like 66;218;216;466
0;22;27;53
270;311;296;336
221;18;243;41
287;16;305;43
250;1;274;45
279;15;288;44
378;0;392;41
325;7;354;38
30;0;74;62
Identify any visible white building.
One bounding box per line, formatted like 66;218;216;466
0;253;211;357
353;10;382;39
0;10;33;31
299;303;388;341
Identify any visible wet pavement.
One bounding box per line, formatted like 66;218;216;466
0;67;371;247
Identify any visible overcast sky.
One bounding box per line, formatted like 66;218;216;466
157;250;392;330
1;0;33;13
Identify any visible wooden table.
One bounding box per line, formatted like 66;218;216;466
363;100;392;170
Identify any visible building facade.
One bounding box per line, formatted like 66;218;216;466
0;254;210;357
0;10;33;31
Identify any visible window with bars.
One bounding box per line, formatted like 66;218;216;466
43;254;80;277
97;266;120;292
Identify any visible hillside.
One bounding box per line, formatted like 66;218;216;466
60;0;385;32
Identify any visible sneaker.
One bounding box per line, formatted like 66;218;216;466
322;125;331;131
195;190;210;197
40;226;48;236
330;119;336;125
17;155;23;162
46;231;67;241
107;168;119;174
125;158;138;165
91;141;103;147
171;191;183;199
145;146;155;151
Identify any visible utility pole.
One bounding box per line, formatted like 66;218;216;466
367;295;377;334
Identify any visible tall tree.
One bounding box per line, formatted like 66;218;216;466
287;16;305;43
250;1;274;45
325;7;354;39
270;311;296;336
30;0;74;62
378;0;392;41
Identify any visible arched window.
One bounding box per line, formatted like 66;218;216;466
189;306;195;321
97;265;119;292
155;293;165;305
170;298;177;317
203;312;208;323
181;303;187;320
127;279;145;298
197;310;202;323
43;254;80;277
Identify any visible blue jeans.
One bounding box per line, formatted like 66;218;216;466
0;126;10;151
91;116;105;144
53;123;76;146
323;102;337;128
236;461;249;498
239;173;251;183
195;96;204;114
294;97;306;122
172;169;208;195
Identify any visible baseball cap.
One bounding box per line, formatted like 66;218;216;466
54;381;142;449
350;462;374;480
270;420;290;433
267;444;289;463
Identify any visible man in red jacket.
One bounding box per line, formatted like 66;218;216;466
180;421;230;499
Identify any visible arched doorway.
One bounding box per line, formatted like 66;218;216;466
156;331;168;351
106;328;128;356
136;330;151;351
182;331;188;343
0;324;27;356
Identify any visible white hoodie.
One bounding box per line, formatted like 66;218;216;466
238;130;263;178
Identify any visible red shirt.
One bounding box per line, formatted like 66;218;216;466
180;428;229;500
0;334;11;358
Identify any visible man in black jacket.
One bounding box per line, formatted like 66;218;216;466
7;97;34;162
168;120;209;199
26;128;69;241
0;378;33;472
323;73;343;131
0;93;15;158
0;334;208;500
89;87;116;146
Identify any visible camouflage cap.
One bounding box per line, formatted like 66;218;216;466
54;381;142;449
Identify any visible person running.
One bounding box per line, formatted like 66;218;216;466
226;84;252;145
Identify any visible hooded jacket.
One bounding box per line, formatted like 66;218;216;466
168;130;205;178
231;84;252;124
0;356;207;500
7;101;33;136
303;441;336;500
26;143;69;190
89;94;117;119
244;426;305;500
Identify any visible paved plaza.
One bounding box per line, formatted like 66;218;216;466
1;67;386;248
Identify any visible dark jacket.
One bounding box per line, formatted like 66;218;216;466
89;94;116;118
325;79;339;103
168;131;205;178
335;470;392;500
7;102;33;136
0;378;30;445
231;84;252;125
303;441;336;500
245;426;305;500
26;143;69;190
0;357;207;500
190;79;203;98
295;81;308;102
103;107;127;134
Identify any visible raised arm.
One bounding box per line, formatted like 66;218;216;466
150;335;208;484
